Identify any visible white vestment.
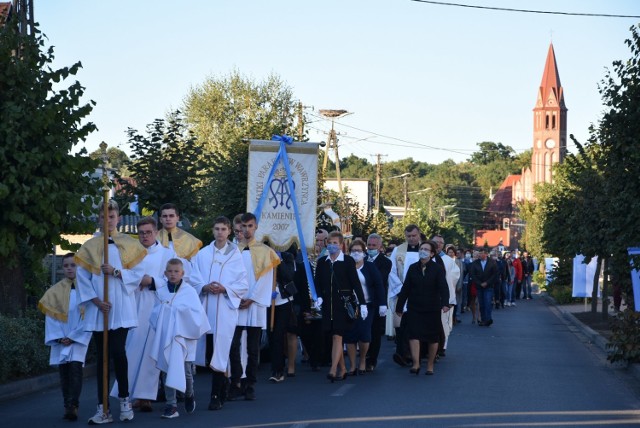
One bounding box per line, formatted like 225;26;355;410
236;249;274;328
76;244;145;331
190;241;248;371
388;244;420;330
44;289;92;365
441;254;461;347
148;279;210;393
111;242;173;399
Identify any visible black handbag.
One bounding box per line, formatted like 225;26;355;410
341;294;359;320
278;281;298;299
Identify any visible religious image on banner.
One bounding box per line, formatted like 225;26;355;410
247;139;319;253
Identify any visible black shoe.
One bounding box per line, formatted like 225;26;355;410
478;321;486;326
208;395;222;411
227;384;243;401
486;319;493;326
244;385;256;401
365;364;375;372
438;349;446;357
392;353;408;367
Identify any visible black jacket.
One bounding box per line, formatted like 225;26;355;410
396;260;449;313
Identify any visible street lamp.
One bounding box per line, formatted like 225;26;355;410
319;109;353;198
389;173;411;212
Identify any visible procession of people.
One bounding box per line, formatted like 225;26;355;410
40;200;534;424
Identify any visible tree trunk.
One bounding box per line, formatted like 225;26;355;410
601;257;609;321
0;254;26;316
591;257;602;313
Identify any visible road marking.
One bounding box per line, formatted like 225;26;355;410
331;383;355;396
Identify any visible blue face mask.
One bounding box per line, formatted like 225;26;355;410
350;251;365;262
367;249;379;258
419;250;431;260
327;244;340;255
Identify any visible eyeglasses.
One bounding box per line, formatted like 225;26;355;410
138;230;155;236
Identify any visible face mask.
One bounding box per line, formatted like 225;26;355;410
327;244;340;255
367;249;379;258
350;251;365;262
465;253;471;259
419;250;431;260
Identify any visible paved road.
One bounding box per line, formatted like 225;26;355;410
1;297;639;427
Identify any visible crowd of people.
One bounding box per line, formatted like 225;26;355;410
37;201;537;424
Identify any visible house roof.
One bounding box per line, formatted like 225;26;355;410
474;229;510;250
487;174;520;216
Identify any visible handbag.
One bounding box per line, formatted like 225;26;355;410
341;293;359;320
278;281;298;299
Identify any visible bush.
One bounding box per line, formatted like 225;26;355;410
607;309;640;364
550;285;578;305
0;311;52;384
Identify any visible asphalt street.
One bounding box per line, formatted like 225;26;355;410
1;296;639;427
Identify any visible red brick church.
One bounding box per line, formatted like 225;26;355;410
475;43;567;250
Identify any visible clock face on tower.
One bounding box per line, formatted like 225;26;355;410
545;139;556;149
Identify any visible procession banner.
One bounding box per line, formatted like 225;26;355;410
572;254;600;298
627;247;640;312
247;139;319;254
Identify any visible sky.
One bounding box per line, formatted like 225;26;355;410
36;0;640;165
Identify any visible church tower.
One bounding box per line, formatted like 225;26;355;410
532;43;567;185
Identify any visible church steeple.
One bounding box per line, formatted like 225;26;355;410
532;43;567;186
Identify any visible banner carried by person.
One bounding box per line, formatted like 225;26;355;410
247;137;320;300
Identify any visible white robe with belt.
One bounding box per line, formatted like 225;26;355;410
190;241;248;372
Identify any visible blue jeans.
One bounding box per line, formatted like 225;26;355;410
477;286;494;322
505;281;515;303
523;275;532;298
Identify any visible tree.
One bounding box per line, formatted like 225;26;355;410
121;110;206;218
0;23;99;314
183;70;297;219
468;141;515;165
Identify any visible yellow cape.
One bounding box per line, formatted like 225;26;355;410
74;230;147;275
157;228;202;261
240;240;281;280
38;278;83;322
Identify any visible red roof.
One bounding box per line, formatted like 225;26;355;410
538;43;565;109
474;229;510;250
486;174;519;217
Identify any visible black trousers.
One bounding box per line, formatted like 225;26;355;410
268;302;292;373
94;328;129;402
298;317;324;369
229;326;261;386
59;361;83;408
366;313;386;367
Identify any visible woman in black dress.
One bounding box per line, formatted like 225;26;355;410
395;240;449;375
314;231;366;381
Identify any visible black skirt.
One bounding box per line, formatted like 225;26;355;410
403;310;441;343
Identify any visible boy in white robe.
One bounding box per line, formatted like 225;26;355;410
148;259;210;419
38;253;92;421
110;216;173;411
190;216;248;410
75;200;147;424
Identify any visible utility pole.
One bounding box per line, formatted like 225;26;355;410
372;154;387;212
297;101;304;142
319;109;351;198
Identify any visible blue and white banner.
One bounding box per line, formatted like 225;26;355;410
572;254;600;298
247;139;319;253
627;247;640;312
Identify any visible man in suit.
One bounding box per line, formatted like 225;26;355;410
365;233;392;371
469;248;498;326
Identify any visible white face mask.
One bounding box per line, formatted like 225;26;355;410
350;251;365;262
419;250;431;260
465;253;471;259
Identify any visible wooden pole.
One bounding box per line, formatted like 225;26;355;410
100;142;110;413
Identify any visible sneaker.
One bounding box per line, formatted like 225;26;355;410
88;404;113;425
161;405;179;419
64;405;78;421
119;397;134;422
269;372;285;383
184;394;196;414
511;302;516;307
244;385;256;401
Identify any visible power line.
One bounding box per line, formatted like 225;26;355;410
409;0;640;19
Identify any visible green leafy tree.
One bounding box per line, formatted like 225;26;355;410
469;141;515;165
0;23;99;314
89;146;130;174
121;110;206;218
183;70;297;219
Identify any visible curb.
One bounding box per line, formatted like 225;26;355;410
543;294;640;383
0;364;96;402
